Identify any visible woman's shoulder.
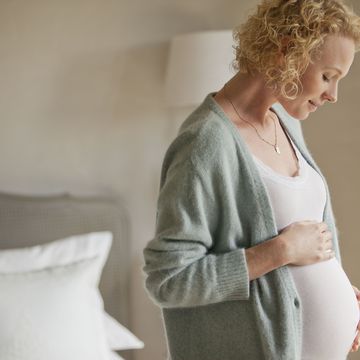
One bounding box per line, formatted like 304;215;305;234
180;107;233;148
165;97;238;171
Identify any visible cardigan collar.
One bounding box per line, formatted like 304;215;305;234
205;92;324;184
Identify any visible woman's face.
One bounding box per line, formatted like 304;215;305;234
278;35;355;120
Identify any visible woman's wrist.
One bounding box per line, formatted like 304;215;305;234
245;235;289;281
273;234;291;267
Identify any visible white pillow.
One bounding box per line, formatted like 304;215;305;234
109;351;125;360
0;232;143;359
103;311;144;350
0;234;111;360
0;232;112;274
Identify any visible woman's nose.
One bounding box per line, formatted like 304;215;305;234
324;85;338;103
326;93;337;103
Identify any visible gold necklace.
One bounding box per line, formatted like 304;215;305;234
223;82;281;155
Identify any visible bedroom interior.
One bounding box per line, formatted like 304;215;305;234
0;0;359;359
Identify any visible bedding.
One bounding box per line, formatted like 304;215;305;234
0;231;143;359
109;351;125;360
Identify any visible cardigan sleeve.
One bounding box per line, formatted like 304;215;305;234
142;146;250;309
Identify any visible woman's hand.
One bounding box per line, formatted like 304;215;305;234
349;285;360;353
279;220;335;266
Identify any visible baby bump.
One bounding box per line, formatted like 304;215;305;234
288;258;359;360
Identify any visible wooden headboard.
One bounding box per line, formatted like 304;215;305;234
0;191;133;360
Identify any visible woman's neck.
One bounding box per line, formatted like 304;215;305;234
214;71;279;130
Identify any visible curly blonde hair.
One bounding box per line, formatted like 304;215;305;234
233;0;360;100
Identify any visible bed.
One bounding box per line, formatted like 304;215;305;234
0;191;135;360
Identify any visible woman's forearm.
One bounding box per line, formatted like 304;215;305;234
245;235;289;281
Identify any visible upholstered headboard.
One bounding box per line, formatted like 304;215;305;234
0;191;133;360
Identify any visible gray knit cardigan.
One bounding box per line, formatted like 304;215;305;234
143;93;341;360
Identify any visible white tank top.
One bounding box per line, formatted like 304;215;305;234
252;134;359;360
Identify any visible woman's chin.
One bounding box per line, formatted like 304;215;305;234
277;101;311;121
298;112;311;121
285;107;311;121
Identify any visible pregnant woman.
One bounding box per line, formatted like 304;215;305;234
143;0;360;359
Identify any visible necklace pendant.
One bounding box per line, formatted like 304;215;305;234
275;145;281;154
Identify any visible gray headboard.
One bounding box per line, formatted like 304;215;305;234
0;191;133;360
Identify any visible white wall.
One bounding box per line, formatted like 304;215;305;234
0;1;359;359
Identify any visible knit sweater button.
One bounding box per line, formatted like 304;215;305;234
294;298;300;307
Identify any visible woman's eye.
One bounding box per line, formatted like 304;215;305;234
322;75;330;82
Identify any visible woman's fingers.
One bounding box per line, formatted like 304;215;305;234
349;288;360;354
350;332;360;352
351;285;360;310
351;334;360;352
352;285;360;299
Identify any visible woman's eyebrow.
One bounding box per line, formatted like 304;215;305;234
324;66;343;75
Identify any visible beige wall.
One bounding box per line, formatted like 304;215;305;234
0;0;359;359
